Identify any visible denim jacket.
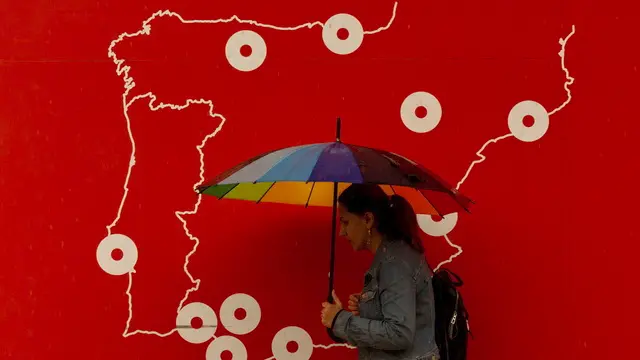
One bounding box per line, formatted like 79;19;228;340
332;239;440;360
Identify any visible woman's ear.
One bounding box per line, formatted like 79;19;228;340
363;211;375;229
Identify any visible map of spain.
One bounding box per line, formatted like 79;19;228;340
95;2;575;359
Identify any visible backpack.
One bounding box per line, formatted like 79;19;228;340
431;268;472;360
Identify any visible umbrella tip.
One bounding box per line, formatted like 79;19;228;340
336;117;341;142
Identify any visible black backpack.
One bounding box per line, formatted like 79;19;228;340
431;268;472;360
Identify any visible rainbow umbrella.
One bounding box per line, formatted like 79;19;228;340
196;119;472;337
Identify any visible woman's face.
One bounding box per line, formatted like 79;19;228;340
338;204;373;251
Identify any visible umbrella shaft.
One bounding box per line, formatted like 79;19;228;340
326;180;347;343
328;181;338;302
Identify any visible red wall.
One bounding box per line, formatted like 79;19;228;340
1;1;638;359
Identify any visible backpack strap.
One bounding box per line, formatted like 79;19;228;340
442;269;463;287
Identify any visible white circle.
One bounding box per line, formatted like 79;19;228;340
507;100;549;142
417;213;458;237
271;326;314;360
220;293;261;335
176;302;218;344
322;14;364;55
400;91;443;133
225;30;267;72
96;234;138;276
206;336;247;360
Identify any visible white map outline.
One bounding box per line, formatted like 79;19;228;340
103;0;575;355
436;25;576;271
104;0;398;349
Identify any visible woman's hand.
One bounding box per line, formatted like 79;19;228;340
348;293;361;316
321;290;343;328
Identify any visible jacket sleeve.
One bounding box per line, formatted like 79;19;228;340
332;259;416;350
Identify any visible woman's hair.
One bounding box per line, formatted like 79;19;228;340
337;183;424;253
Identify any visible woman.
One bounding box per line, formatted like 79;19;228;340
320;183;440;360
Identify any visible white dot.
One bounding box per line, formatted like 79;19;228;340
225;30;267;72
271;326;313;360
96;234;138;276
176;302;218;344
206;336;247;360
417;213;458;237
220;293;261;335
322;14;364;55
400;91;442;133
507;100;549;142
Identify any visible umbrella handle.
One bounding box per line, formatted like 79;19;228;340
326;293;347;343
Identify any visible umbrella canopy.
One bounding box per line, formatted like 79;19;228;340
197;143;472;217
196;118;472;342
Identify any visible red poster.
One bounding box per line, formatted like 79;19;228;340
1;1;637;359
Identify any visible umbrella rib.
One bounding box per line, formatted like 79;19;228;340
344;143;366;183
256;182;276;204
304;182;316;208
218;184;239;200
391;185;446;218
417;189;446;218
252;145;309;184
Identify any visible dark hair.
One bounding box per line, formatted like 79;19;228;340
337;183;424;253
